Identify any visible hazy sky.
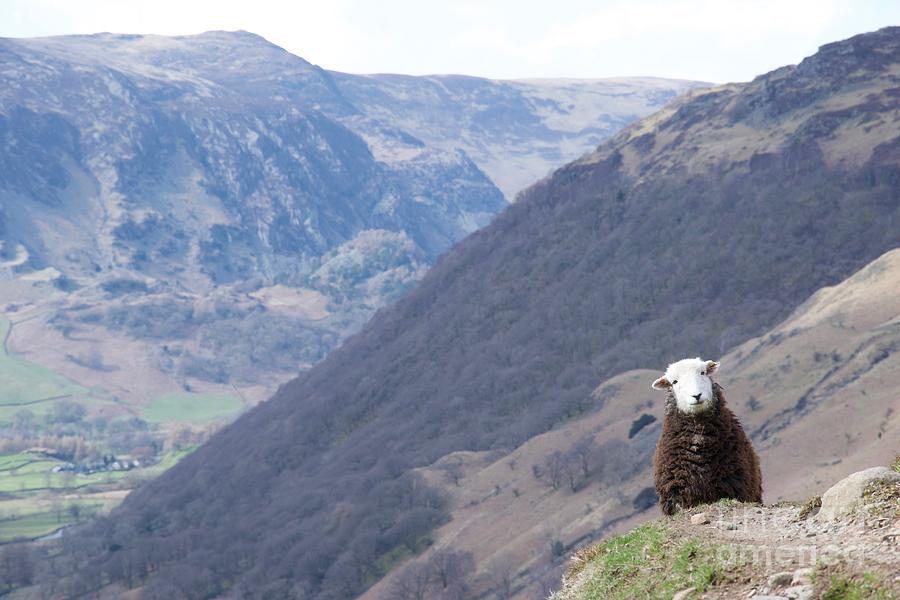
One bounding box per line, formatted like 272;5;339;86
2;0;898;82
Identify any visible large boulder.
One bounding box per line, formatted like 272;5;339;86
818;466;900;521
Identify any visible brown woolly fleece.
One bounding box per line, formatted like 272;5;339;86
653;383;762;515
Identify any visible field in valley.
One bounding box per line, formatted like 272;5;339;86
0;312;239;544
0;448;198;543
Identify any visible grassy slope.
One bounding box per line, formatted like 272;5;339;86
0;315;138;423
0;316;86;416
553;520;735;600
0;314;246;425
553;489;900;600
820;573;898;600
141;393;244;424
0;499;113;543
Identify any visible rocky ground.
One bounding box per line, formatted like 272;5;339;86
553;464;900;600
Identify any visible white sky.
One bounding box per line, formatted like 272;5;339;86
1;0;899;83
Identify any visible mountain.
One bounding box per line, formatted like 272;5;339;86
42;27;900;600
0;31;699;410
1;30;506;267
363;247;900;599
326;73;699;199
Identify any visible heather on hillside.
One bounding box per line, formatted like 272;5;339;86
36;27;900;600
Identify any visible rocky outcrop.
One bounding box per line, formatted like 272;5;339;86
818;466;900;521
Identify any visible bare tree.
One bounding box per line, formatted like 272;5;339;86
428;549;475;590
388;562;431;600
441;459;465;487
571;435;596;479
543;451;566;490
541;526;566;562
563;455;583;492
488;555;518;600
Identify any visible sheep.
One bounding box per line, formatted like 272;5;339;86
650;358;762;515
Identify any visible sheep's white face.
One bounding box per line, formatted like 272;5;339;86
651;357;719;415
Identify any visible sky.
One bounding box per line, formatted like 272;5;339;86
1;0;899;83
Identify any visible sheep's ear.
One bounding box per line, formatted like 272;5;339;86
706;360;720;374
651;376;671;391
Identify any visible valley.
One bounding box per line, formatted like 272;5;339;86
1;22;899;600
0;31;697;550
20;26;897;600
0;309;224;545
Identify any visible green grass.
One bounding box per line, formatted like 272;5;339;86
148;446;198;471
0;500;109;542
0;497;55;518
821;573;898;600
0;511;77;542
0;316;86;409
0;447;197;496
0;315;121;424
0;446;198;543
141;392;244;424
0;465;128;493
0;453;132;493
0;454;35;471
0;454;58;472
556;522;740;600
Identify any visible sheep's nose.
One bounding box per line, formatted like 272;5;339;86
692;393;702;402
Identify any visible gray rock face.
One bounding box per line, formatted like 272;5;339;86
818;467;900;521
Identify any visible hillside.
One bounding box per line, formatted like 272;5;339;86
363;247;900;599
0;31;697;415
37;27;900;600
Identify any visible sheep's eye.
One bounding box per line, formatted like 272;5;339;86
701;371;706;376
671;379;678;385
